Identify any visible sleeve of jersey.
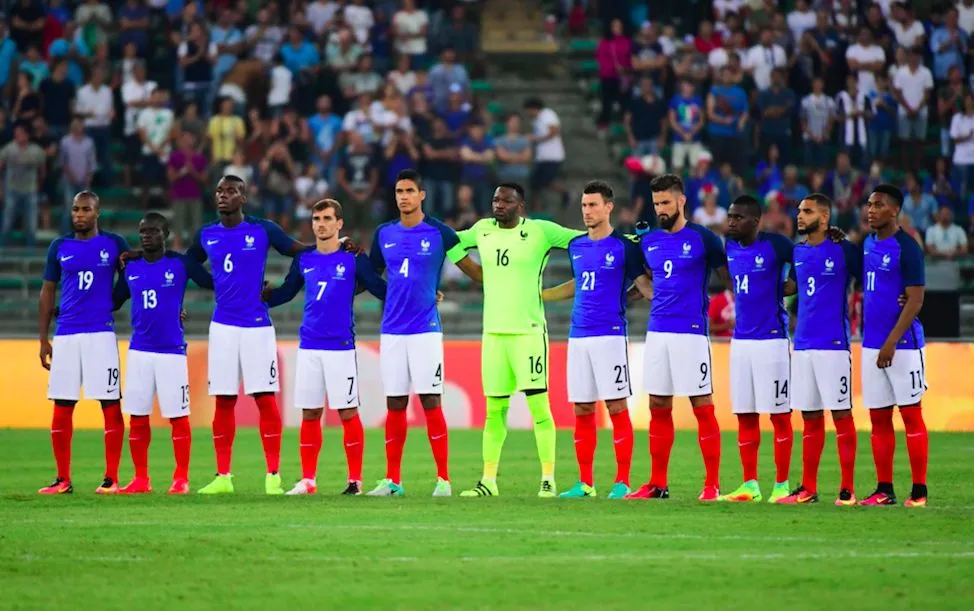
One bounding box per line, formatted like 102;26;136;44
446;223;478;263
355;253;387;300
538;220;585;250
260;218;302;257
185;227;208;263
622;236;646;282
111;275;130;311
181;254;215;290
842;240;864;283
700;226;728;268
110;233;130;267
436;219;462;255
770;234;794;282
42;239;62;283
369;226;386;274
897;233;926;287
266;256;305;307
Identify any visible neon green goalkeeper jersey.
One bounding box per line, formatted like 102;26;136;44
446;218;583;334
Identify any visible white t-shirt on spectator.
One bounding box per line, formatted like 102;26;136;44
925;223;969;254
344;4;375;44
787;9;817;42
224;163;253;184
708;48;744;70
245;24;284;64
342;108;376;143
960;1;974;35
744;44;787;90
950;113;974;165
533;108;565;162
890;20;926;49
893;65;934;116
393;9;429;56
835;89;869;146
845;43;885;94
76;84;114;128
294;175;330;219
388;70;417;95
121;79;157;135
268;65;293;107
307;0;341;36
136;107;175;159
692;205;728;228
713;0;744;19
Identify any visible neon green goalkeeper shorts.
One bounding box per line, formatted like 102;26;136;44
481;332;549;397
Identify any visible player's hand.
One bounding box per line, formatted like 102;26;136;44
339;236;364;255
180;309;188;323
876;341;896;369
436;290;444;304
119;250;143;269
826;226;847;243
897;293;907;308
39;339;52;370
260;281;272;303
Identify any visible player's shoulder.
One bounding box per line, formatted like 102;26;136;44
374;218;399;237
686;221;719;241
47;234;70;253
196;219;221;235
893;229;923;256
101;231;130;249
759;230;794;251
246;215;281;232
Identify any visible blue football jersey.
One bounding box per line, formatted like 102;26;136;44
267;248;386;350
862;230;925;350
640;223;727;335
370;217;459;335
186;216;299;328
726;232;793;340
43;232;129;336
113;252;214;354
791;239;862;351
568;230;645;338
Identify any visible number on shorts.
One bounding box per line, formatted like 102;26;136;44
434;363;443;382
316;281;327;300
180;384;189;408
141;289;157;309
865;271;876;292
269;360;277;380
223;253;234;273
699;362;708;382
581;271;596;291
107;367;119;388
496;249;510;266
839;375;848;395
734;274;749;295
77;270;94;290
529;355;544;375
774;379;789;399
614;364;629;384
663;260;673;279
805;276;816;296
399;258;409;277
909;369;922;390
347;376;355;397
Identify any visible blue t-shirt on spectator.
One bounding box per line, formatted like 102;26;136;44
461;135;493;182
668;94;704;142
0;37;17;89
708;85;748;137
281;41;321;75
757;88;796;136
441;108;470;136
118;5;150;51
630;96;667;141
930;27;968;80
48;38;89;87
869;90;897;132
756;162;783;197
211;26;243;78
308;112;343;168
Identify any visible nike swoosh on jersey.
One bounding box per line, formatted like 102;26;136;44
647;246;659;251
795;262;804;266
206;240;219;246
59;255;74;262
572;255;582;260
127;276;139;281
384;242;396;248
303;268;315;273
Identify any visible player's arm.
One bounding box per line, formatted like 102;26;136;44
542;279;574;301
877;237;926;368
440;221;483;283
843;239;864;285
354;253;387;300
771;233;796;296
369;227;387;277
38;241;62;370
181;254;215;290
623;236;652;302
261;218;306;257
701;227;730;285
629;274;653;302
263;257;305;307
111;275;131;312
185;227;208;263
537;220;585;250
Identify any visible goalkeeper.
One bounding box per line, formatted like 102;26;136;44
447;183;582;498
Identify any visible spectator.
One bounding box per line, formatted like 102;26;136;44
267;54;294;117
685;152;720;213
421;116;459;217
10;0;46;53
19;45;49;88
307;0;342;38
39;63;74;144
75;66;114;186
624;76;666;157
770;11;795;54
336;130;379;232
787;0;816;42
846;27;886;95
930;7;967;82
76;0;112;49
428;47;469;111
137;88;175;207
388;54;418;96
495;114;532;184
867;73;896;165
800;76;835;170
178;22;217;112
246;7;284;65
864;3;894;50
631;22;667;84
925;205;969;258
757;68;796;165
708;30;745;73
950;93;974;200
167;131;208;250
902;171;939;234
707;66;748;176
10;72;42;125
343;92;377;144
392;0;429;69
273;106;311;167
460;122;494;211
893;46;934;170
929;156;960;210
118;0;150;56
121;61;157;187
294;163;330;242
937;65;966;158
961;0;974;35
524;96;567;212
707;285;735;337
0;22;17;93
780;165;810;208
693;20;722;55
223;150;255;193
755;144;783;197
824;151;863;229
890;2;926;49
0;123;44;246
440;84;471;139
211;9;245;91
341;53;383;98
47;21;89;87
437;5;480;63
692;186;728;236
30;116;58;227
281;26;321;80
668;79;706;172
899;213;925;249
206;97;245;177
383;124;419;198
57;118;95;233
761;191;794;237
326;27;363;73
744;27;787;91
835;74;870;169
259;140;298;231
344;0;375;45
308;95;343;180
175;102;205;152
716;161;745;209
448;183;478;230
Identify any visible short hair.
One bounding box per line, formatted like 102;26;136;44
802;192;832;210
220;174;247;188
523;97;544;110
312;198;343;220
730;194;762;218
872;183;904;209
73;190;99;207
582;180;614;201
396;169;423;189
649;173;685;194
142;211;169;233
496;182;526;201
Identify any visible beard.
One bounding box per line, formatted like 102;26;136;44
797;218;820;235
659;213;678;230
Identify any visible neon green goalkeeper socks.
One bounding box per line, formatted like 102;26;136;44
526;392;556;479
482;397;510;480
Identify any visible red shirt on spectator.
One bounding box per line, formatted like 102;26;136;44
694;32;724;54
708;289;735;337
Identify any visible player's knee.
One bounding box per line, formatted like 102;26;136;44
337;407;358;421
574;402;596;416
387;396;409;411
605;399;629;415
832;408;853;420
802;410;824;420
649;395;672;410
98;399;118;409
418;394;441;410
54;400;76;409
689;394;714;409
302;408;324;421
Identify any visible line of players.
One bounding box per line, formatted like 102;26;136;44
36;170;928;507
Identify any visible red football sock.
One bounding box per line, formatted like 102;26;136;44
385;409;408;484
737;413;761;482
869;409;895;484
834;413;857;491
770;412;793;484
901;406;928;486
693;404;721;488
128;415;151;479
573;411;597;486
255;394;282;474
170;416;191;481
424;407;450;481
102;402;124;482
213;396;237;475
649;408;674;488
300;417;322;481
51;405;74;481
609;409;633;485
342;413;364;482
801;416;825;494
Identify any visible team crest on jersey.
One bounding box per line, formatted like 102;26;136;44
681;242;692;258
881;253;891;269
244;235;256;250
164;270;175;286
335;263;346;278
824;257;835;274
420;238;431;254
754;254;765;269
99;249;110;266
604;252;615;267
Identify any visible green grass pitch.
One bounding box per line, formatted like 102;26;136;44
1;428;973;610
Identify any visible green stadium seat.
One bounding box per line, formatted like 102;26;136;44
568;39;598;53
576;59;599;74
471;80;493;93
0;276;25;290
486;101;505;116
